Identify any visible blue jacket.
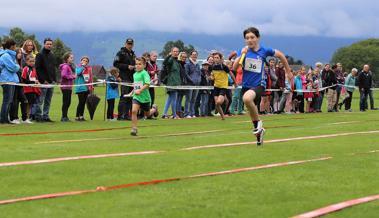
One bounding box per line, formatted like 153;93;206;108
184;60;201;85
0;49;20;83
294;75;303;94
106;75;119;100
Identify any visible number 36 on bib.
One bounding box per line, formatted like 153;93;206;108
244;58;263;73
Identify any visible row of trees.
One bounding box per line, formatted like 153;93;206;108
331;38;379;81
1;27;71;72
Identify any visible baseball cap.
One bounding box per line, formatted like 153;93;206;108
126;38;134;44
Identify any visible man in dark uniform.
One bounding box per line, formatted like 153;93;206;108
113;38;136;120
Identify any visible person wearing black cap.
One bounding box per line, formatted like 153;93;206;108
113;38;136;120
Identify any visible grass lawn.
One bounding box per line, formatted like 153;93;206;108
0;86;378;218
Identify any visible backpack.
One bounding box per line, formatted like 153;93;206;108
159;56;171;85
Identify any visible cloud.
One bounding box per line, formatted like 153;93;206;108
2;0;378;37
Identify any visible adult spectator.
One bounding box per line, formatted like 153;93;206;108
274;61;285;113
334;62;344;111
367;70;377;110
33;38;56;122
0;39;20;124
268;58;278;113
325;64;338;112
338;68;357;112
113;38;136;120
162;47;181;119
357;65;372;112
176;52;189;118
185;50;201;117
21;39;38;66
146;51;159;106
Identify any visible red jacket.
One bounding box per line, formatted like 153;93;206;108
21;66;41;95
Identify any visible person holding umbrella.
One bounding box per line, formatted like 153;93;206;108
74;56;93;121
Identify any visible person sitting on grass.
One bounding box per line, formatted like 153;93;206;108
209;52;237;120
130;57;158;136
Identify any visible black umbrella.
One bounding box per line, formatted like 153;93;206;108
86;94;101;120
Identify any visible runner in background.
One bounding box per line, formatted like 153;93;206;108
233;27;291;146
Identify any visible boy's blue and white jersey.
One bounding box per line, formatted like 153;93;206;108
237;46;275;89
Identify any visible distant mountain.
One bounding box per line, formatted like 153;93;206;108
0;28;362;67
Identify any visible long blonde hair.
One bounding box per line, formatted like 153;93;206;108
22;39;38;56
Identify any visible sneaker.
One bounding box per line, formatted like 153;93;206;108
130;128;138;136
347;109;352;112
107;118;117;121
22;119;33;124
152;104;159;117
252;120;263;135
185;115;192;119
10;119;21;125
256;128;265;146
61;117;70;122
43;118;54;122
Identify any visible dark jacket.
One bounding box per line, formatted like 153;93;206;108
324;69;337;90
35;48;56;84
113;47;136;82
275;67;285;89
185;60;201;85
357;71;372;90
166;57;181;86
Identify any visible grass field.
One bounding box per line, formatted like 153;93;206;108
0;86;378;218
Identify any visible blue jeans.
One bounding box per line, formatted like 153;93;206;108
32;87;54;120
178;90;191;116
200;93;209;116
1;85;16;123
229;87;243;114
360;89;369;111
188;89;199;116
163;90;178;117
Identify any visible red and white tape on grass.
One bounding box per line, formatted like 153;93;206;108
291;194;379;218
0;151;162;167
0;157;331;205
182;130;379;151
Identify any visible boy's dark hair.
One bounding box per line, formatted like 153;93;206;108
212;52;223;59
43;38;53;44
2;39;16;49
109;67;120;76
243;27;260;38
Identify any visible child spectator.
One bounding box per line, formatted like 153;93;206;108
106;67;120;121
60;52;76;122
304;73;314;113
74;56;93;121
21;55;40;123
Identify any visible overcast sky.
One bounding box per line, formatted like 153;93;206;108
2;0;378;38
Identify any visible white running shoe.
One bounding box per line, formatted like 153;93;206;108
22;119;33;124
252;120;263;135
10;119;21;124
256;128;265;146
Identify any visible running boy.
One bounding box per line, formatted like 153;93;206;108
130;57;158;136
233;27;291;145
210;52;237;120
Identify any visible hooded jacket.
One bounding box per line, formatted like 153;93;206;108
60;63;76;90
0;49;20;83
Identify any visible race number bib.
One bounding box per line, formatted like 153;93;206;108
134;82;143;90
244;58;263;73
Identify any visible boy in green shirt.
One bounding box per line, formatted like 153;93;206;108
130;57;158;136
